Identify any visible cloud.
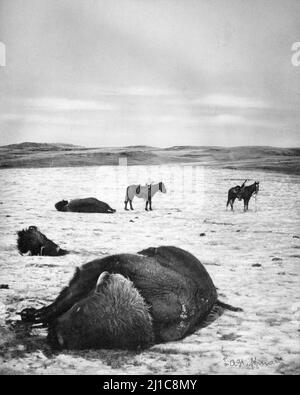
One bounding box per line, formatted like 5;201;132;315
195;94;269;109
212;114;246;125
117;86;177;96
0;113;86;126
24;97;116;112
207;113;275;128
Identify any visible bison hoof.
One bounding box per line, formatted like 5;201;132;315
19;307;38;323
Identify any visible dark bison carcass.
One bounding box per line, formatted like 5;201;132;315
17;226;69;256
55;198;116;213
20;246;242;350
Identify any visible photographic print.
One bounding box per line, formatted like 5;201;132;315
0;0;299;377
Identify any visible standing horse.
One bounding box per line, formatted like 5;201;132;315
226;180;247;211
124;182;167;211
238;181;259;211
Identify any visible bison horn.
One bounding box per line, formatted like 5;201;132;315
95;271;110;293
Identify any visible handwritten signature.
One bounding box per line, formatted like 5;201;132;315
224;357;282;370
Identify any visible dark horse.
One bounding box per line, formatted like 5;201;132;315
237;181;259;211
55;198;116;213
17;226;69;256
19;246;242;350
226;180;247;211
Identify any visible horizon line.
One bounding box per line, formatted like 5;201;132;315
1;141;299;150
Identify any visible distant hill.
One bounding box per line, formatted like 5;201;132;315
124;145;157;150
0;142;83;151
0;142;299;175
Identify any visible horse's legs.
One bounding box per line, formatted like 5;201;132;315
149;199;152;211
145;201;149;211
244;199;249;211
124;200;129;211
130;200;134;210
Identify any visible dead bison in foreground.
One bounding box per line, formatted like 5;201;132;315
17;226;69;256
20;246;242;350
55;198;116;213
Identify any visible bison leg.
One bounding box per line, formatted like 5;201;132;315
20;257;116;325
19;306;57;325
41;239;67;256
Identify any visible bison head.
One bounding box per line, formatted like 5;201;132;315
17;226;46;255
17;226;68;256
55;200;68;211
47;272;154;350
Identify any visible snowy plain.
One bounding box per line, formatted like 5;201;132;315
0;164;299;375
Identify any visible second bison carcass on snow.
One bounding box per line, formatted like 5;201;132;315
55;198;116;213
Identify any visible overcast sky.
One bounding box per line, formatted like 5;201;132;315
0;0;299;147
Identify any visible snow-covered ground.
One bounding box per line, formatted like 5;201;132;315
0;165;299;375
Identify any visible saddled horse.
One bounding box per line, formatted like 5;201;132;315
237;181;259;211
124;182;167;211
226;180;247;211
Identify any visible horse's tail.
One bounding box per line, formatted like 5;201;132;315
216;299;243;312
226;190;231;207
